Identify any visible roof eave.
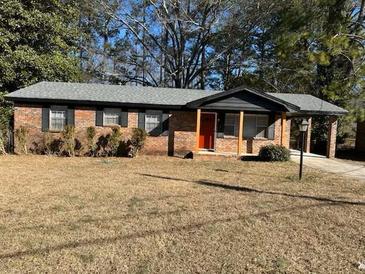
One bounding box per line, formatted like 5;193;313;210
5;96;184;110
289;110;348;116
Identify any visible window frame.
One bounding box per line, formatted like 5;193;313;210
224;113;240;137
244;114;269;139
103;108;121;126
144;110;162;135
49;106;67;132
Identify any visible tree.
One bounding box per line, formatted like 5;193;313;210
91;0;234;88
227;0;365;119
0;0;82;146
0;0;81;93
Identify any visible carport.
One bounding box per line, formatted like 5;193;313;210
268;93;348;158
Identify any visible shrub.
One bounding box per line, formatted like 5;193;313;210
259;144;290;162
129;128;147;157
50;138;64;156
15;126;28;154
86;126;96;156
0;130;6;155
62;125;76;157
107;126;123;156
43;132;52;155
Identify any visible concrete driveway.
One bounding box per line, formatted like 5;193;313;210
290;150;365;181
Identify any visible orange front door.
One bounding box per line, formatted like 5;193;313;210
199;113;215;150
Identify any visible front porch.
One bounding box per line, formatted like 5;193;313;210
193;108;288;158
184;87;345;159
193;109;339;159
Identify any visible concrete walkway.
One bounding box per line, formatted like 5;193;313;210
290;150;365;181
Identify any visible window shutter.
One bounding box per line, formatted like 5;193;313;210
138;112;145;129
268;115;275;140
67;108;75;126
120;110;128;127
42;107;50;132
96;109;103;126
217;112;225;138
161;113;170;136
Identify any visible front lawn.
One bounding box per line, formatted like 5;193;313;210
0;156;364;273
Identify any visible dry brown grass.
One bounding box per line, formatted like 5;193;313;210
0;155;364;273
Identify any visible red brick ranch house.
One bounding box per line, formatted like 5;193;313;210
5;82;347;158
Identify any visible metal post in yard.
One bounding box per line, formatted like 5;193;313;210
299;119;309;180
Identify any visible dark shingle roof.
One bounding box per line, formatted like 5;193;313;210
268;93;348;115
6;81;222;107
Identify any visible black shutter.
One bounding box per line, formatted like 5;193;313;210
217;112;225;138
268;114;275;140
67;108;75;126
138;112;145;130
96;109;103;126
161;113;170;136
42;107;50;132
120;110;128;127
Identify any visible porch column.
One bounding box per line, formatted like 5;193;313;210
327;116;338;158
237;111;244;156
281;112;287;147
195;109;201;152
304;117;312;153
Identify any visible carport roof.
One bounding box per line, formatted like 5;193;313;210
268;93;348;115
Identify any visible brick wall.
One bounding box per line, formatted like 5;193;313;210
14;105;44;153
169;111;196;156
356;121;365;152
13;104;287;157
13;105;164;155
284;118;291;149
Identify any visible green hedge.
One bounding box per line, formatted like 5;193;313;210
259;144;290;162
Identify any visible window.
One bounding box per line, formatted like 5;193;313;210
103;108;120;126
256;115;269;138
224;113;239;137
145;112;162;134
50;109;66;131
244;114;269;138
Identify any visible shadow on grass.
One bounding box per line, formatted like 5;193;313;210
139;173;365;206
240;155;262;161
213;168;295;179
0;202;344;260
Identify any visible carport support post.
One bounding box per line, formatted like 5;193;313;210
327;116;338;158
238;111;244;156
195;109;201;152
304;117;312;153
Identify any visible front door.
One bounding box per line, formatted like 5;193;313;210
199;113;216;150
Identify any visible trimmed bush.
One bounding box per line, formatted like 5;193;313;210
129;128;147;157
86;126;96;156
62;125;76;157
15;126;28;154
107;126;123;156
259;144;290;162
43;132;52;155
0;130;6;155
